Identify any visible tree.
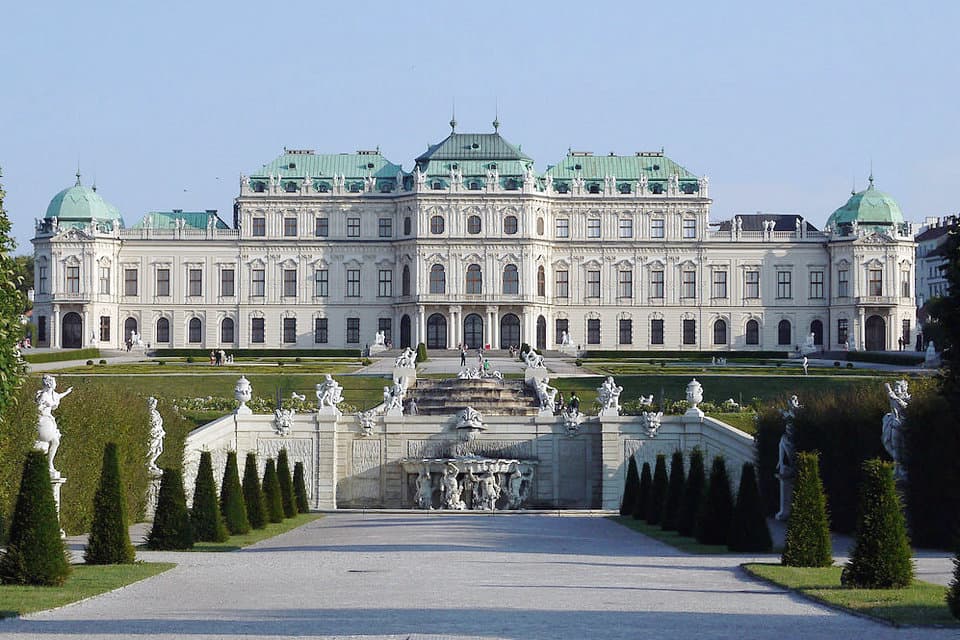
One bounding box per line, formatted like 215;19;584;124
84;443;135;564
219;451;250;535
0;450;71;585
241;452;267;530
662;450;686;531
926;227;960;393
276;448;296;518
728;463;773;552
0;170;27;420
262;459;284;523
633;462;652;521
12;255;33;312
782;451;833;567
646;454;668;526
293;461;309;513
620;456;640;516
190;451;228;542
841;459;913;588
948;549;960;619
147;467;193;550
696;456;734;546
416;342;428;363
678;448;706;537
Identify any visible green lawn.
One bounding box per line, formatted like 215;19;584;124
609;516;731;554
141;513;322;552
743;563;959;627
55;360;361;376
0;563;174;619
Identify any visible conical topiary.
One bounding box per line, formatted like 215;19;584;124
219;451;250;535
191;451;228;542
678;448;706;537
647;454;668;526
293;462;309;514
841;459;913;588
620;456;640;516
728;462;773;552
277;449;296;518
782;451;833;567
662;450;686;531
633;462;652;521
948;549;960;619
0;450;71;585
84;442;135;564
696;456;734;545
263;459;284;523
242;452;267;529
146;467;193;550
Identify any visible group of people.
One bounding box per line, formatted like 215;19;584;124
209;349;233;365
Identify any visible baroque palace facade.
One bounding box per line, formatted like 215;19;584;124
32;125;917;352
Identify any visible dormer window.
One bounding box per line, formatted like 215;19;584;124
431;180;444;190
618;183;632;194
555;182;569;194
468;180;482;190
505;178;518;191
348;182;362;193
316;182;330;193
650;183;664;194
588;183;600;194
284;182;297;193
253;182;266;193
681;183;696;195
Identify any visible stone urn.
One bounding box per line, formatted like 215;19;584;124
235;376;253;415
684;378;704;418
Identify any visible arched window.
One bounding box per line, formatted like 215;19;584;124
502;264;519;294
221;318;235;344
430;215;445;234
403;217;411;235
426;313;447;349
156;317;170;344
619;182;632;194
189;317;202;343
537;266;546;297
124;317;138;343
713;319;727;345
810;319;823;346
777;319;791;346
468;180;482;190
504;215;518;234
402;265;411;296
463;314;483;349
745;319;759;345
429;264;445;294
650;183;663;194
588;183;600;194
466;264;482;294
536;217;545;236
467;215;482;234
500;314;520;349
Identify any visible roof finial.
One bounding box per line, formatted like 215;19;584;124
493;99;500;132
868;159;874;188
449;99;457;133
75;159;82;186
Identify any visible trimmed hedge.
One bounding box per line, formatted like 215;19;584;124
190;451;228;542
22;348;100;364
262;459;284;524
582;350;789;360
416;342;428;363
843;351;924;366
147;467;193;550
620;456;640;516
647;454;668;526
152;348;361;358
634;462;652;521
695;456;734;546
293;462;309;513
84;443;135;565
276;449;296;518
728;463;772;552
662;450;685;531
241;452;267;530
781;452;833;567
219;451;250;536
678;448;706;537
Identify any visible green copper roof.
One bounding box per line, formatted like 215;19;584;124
250;150;403;180
544;152;698;181
131;210;229;230
825;178;905;228
416;132;533;164
44;176;124;225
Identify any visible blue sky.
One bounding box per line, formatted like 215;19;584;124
1;0;957;252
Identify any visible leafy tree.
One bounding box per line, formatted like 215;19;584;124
620;456;640;516
0;170;27;420
0;450;70;585
147;467;193;550
84;443;135;564
219;451;249;535
190;451;228;542
696;456;734;546
633;462;652;521
728;463;773;552
12;255;32;312
646;454;668;526
841;459;913;588
678;448;706;537
276;449;296;518
262;459;284;523
782;451;833;567
293;461;309;513
948;549;960;619
662;450;685;531
241;452;267;530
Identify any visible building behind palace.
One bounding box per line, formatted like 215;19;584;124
31;123;917;352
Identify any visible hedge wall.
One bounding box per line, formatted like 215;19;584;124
23;348;100;364
582;350;790;360
843;351;924;366
152;348;361;358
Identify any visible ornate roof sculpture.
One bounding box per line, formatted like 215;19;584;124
44;173;124;229
826;175;906;230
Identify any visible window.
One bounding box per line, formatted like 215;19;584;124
809;271;824;299
555;270;569;298
99;316;111;342
587;219;601;238
221;318;235;343
402;265;410;296
777;319;791;345
346;318;360;344
99;266;110;294
188;318;202;343
283;269;297;297
838;269;849;297
869;269;883;296
347;217;360;237
187;269;202;297
403;217;411;235
429;264;446;294
902;319;911;346
619;218;633;238
713;319;727;345
378;218;392;238
378;269;393;297
38;316;47;342
251;317;265;343
466;264;482;294
745;319;759;345
682;218;696;239
467;215;482;234
556;218;569;238
123;268;136;296
776;271;792;299
430;215;444;234
251;268;265;297
838;318;849;345
618;270;633;298
901;270;910;298
712;270;727;299
587;318;601;344
681;270;696;299
682;319;696;345
537;266;546;297
314;318;328;344
283;217;297;237
38;265;48;294
156;317;169;343
651;319;664;345
619;319;633;345
555;318;569;343
504;216;518;235
378;318;392;344
252;217;265;237
315;217;329;237
650;270;665;299
651;218;665;238
586;270;600;298
346;269;360;297
314;269;328;297
221;269;235;297
537;217;544;235
744;271;759;299
283;317;296;343
502;264;519;294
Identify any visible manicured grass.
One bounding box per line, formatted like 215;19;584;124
0;562;174;619
707;411;757;434
54;361;361;375
743;563;959;627
22;348;100;364
143;513;321;552
609;516;730;554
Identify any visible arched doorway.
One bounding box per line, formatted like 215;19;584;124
61;312;82;348
124;317;138;344
810;319;824;346
426;313;447;349
777;319;791;346
399;314;411;348
536;315;547;350
865;315;886;351
463;314;483;349
500;314;520;349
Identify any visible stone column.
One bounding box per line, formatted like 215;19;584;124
487;306;499;349
858;308;866;350
599;416;625;510
82;308;89;347
315;410;339;509
448;306;460;349
51;305;60;349
416;306;425;347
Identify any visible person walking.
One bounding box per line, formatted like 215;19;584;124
460;346;467;367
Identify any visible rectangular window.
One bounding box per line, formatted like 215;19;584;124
378;318;392;344
252;217;265;237
586;270;600;298
681;270;696;299
838;269;849;297
378;218;392;238
651;218;665;239
838;318;849;345
556;218;569;238
315;269;328;297
123;268;136;296
315;217;329;237
220;269;235;297
712;270;727;299
587;318;601;345
283;317;296;343
901;271;910;298
346;269;360;297
555;318;569;344
251;317;265;343
650;270;665;299
869;269;883;296
650;319;664;345
587;219;601;238
156;269;170;297
682;319;696;345
618;270;633;298
283;217;297;237
378;269;392;297
618;319;633;345
67;265;80;293
777;271;792;299
619;218;633;238
682;218;696;239
188;268;202;297
283;269;297;297
314;318;328;344
744;271;760;299
555;270;569;298
38;316;47;342
346;317;360;344
38;266;48;294
809;270;824;299
347;218;360;237
901;319;911;346
98;266;110;295
251;268;265;297
99;316;110;342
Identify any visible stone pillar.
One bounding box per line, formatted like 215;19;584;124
314;410;339;509
448;306;460;349
144;469;163;520
858;308;866;350
82;309;89;347
417;306;426;347
600;416;624;510
51;476;67;537
487;306;498;349
51;305;60;349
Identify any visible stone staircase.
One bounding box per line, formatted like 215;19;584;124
412;378;540;416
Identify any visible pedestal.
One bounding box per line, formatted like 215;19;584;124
775;476;794;521
317;405;342;418
393;365;416;389
599;407;620;418
523;367;549;387
51;476;67;538
370;343;388;355
144;470;163;521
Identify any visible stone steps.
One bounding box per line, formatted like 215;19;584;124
412;378;540;416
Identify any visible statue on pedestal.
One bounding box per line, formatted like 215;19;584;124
395;347;416;368
35;374;72;479
147;397;165;474
776;395;800;520
234;376;252;415
315;374;344;410
415;466;433;509
597;376;623;415
440;463;465;510
685;379;704;417
882;380;911;482
522;349;545;369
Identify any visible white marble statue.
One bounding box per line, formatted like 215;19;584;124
315;374;344;409
273;406;295;437
776;394;801;520
395;347;417;368
357;409;376;436
560;330;572;347
534;377;559;413
470;469;501;511
522;349;545;369
35;374;72;479
373;330;386;346
925;341;940;367
802;356;809;375
407;398;418;415
440;463;465;510
415;466;433;509
505;465;528;509
457;406;484;432
597;376;623;415
800;332;816;355
383;382;405;414
234;376;252;414
130;331;143;348
638;394;654;407
882;380;911;481
458;367;482;379
146;397;165;474
640;411;664;438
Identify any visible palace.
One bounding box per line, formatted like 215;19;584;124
31;124;917;352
